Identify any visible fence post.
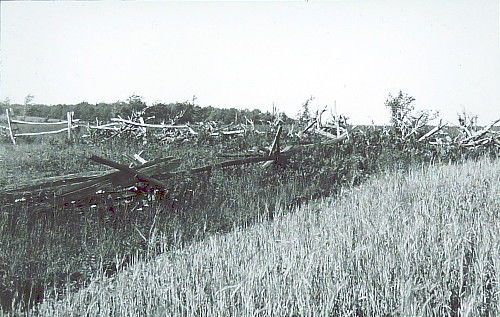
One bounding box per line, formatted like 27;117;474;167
334;100;340;138
269;125;282;156
67;111;72;140
6;108;16;145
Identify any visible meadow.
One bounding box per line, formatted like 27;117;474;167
27;157;500;316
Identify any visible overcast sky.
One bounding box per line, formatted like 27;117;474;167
1;1;499;124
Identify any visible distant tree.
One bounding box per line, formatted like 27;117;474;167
298;96;314;123
24;94;34;106
385;91;415;126
119;95;147;118
73;102;93;121
24;94;35;117
127;95;145;106
49;104;67;120
0;97;10;113
26;103;49;117
96;103;114;121
1;97;10;106
385;91;438;140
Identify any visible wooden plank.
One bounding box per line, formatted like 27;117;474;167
301;120;316;135
418;120;446;142
88;122;122;129
138;156;176;168
31;158;178;202
10;119;79;125
108;159;180;186
110;118;190;129
281;134;348;155
460;139;490;147
269;126;283;156
222;129;245;135
316;106;327;130
0;171;106;194
187;126;198;135
58;182;105;203
334;101;340;138
210;129;245;136
183;155;277;175
15;127;70;137
67;112;72;140
89;155;168;189
88;126;121;131
133;153;147;164
0;157;177;201
461;118;500;144
217;153;264;158
59;159;180;202
168;136;348;178
316;128;339;139
5;108;16;145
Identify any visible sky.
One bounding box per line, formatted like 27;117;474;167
1;0;499;124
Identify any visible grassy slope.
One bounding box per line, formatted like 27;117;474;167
29;158;499;317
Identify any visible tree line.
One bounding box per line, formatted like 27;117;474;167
0;95;291;125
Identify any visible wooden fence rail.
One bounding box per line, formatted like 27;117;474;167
0;126;351;209
2;109;79;145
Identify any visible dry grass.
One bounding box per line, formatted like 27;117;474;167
21;158;500;316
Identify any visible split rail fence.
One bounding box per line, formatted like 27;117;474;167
0;126;347;211
1;109;79;145
0;110;498;212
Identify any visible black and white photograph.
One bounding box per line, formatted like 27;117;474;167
0;1;499;315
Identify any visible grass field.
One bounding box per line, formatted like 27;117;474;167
0;119;497;315
1;132;393;312
23;158;499;316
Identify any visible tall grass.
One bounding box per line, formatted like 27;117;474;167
27;158;499;316
0;128;496;312
0;135;336;311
